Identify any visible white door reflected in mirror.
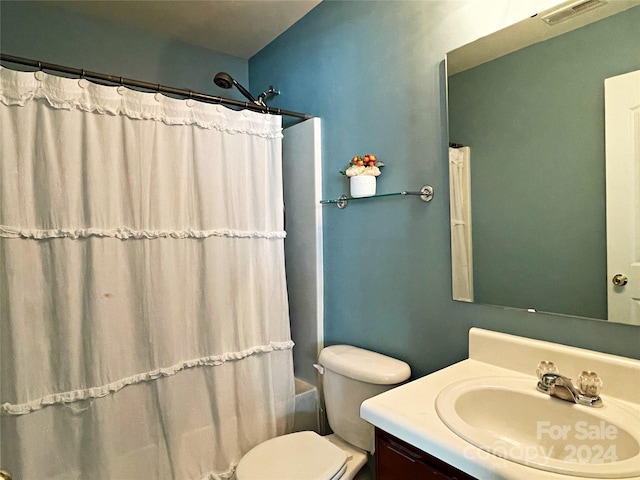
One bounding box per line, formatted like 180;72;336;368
605;69;640;325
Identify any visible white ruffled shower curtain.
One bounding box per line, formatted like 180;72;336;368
449;146;473;302
0;67;294;480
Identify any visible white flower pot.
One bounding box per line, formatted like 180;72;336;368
350;175;377;198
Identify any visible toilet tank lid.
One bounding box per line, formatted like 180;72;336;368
319;345;411;385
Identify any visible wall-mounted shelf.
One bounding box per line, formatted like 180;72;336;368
320;185;433;209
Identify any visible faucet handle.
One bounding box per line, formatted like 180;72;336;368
577;371;603;397
536;360;559;380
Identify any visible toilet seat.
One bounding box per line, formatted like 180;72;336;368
235;431;348;480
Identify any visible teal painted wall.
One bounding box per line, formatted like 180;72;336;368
250;1;640;377
448;6;640;320
1;1;639;379
0;1;248;99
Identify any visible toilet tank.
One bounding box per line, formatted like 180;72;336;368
318;345;411;453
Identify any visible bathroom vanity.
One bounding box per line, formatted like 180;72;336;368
361;328;640;480
375;427;474;479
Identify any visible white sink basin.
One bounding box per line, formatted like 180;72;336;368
436;376;640;478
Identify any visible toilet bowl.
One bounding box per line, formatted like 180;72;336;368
235;431;366;480
235;345;410;480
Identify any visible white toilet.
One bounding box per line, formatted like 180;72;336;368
235;345;411;480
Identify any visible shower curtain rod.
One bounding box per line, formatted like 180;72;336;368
0;53;313;120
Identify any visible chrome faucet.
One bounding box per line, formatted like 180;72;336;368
536;361;603;408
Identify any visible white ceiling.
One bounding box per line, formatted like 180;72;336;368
50;0;322;59
447;0;640;75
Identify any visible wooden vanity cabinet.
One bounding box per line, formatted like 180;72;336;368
375;428;477;480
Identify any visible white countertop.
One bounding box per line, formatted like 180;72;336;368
360;328;640;480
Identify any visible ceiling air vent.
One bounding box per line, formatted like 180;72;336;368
541;0;607;25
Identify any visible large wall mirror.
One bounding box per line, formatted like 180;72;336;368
446;0;640;325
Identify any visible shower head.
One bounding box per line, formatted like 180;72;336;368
213;71;257;104
213;72;234;90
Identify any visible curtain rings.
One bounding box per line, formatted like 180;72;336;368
117;76;126;95
78;69;89;89
35;62;45;81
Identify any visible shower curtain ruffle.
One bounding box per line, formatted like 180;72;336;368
0;67;283;138
1;340;294;416
0;225;287;240
0;65;294;480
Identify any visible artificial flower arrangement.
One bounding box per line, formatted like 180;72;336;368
340;154;384;177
